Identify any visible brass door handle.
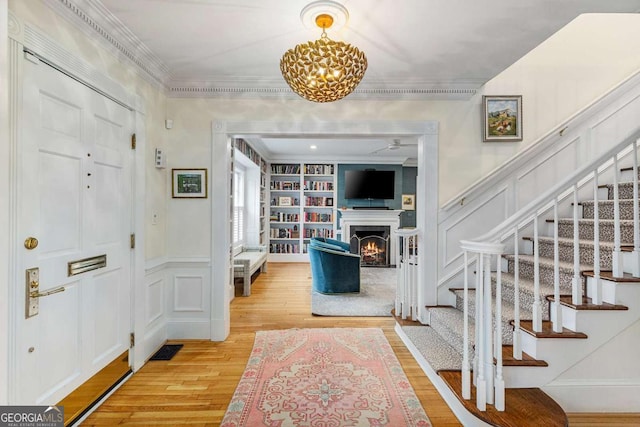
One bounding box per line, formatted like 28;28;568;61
29;281;65;298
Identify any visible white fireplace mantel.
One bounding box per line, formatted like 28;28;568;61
339;209;403;265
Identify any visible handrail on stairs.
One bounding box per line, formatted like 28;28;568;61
459;126;640;412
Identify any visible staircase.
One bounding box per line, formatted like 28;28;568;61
396;134;640;426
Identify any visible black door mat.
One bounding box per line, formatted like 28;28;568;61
150;344;183;361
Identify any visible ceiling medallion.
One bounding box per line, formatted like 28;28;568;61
280;0;367;103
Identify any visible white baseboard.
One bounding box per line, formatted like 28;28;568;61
167;320;210;339
543;380;640;412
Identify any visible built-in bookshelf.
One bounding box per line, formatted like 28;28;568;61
269;163;336;260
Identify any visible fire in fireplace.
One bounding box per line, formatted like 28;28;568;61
350;225;391;267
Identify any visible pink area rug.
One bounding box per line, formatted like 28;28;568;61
221;328;431;426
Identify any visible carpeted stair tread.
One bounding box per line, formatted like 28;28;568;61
452;289;518;345
533;236;615;249
427;306;474;353
504;253;590;273
401;325;463;371
581;199;635;220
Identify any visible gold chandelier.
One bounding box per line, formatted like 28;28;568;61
280;5;367;103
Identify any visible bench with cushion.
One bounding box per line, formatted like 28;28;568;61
233;245;267;296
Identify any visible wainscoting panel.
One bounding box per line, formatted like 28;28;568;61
439;186;509;277
173;275;205;312
515;137;578;210
147;277;164;326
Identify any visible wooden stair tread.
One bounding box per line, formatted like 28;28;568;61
545;294;628;310
499;346;548;367
438;370;568;427
514;320;588;339
582;270;640;282
391;309;423;326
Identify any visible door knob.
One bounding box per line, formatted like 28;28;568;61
24;237;38;250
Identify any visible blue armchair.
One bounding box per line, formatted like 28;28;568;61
308;238;361;294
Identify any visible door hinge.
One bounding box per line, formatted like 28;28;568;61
131;133;136;150
130;233;135;249
130;332;135;347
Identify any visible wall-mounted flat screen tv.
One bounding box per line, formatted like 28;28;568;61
344;170;395;199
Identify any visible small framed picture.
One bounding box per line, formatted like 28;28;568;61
482;95;523;142
402;194;415;210
172;169;207;198
278;196;292;206
326;197;334;207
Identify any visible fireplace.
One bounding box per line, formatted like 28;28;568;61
350;226;391;267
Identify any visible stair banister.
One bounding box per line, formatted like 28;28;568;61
462;250;471;400
396;228;419;320
533;214;543;332
458;240;504;411
572;184;582;305
457;129;640;247
592;169;602;305
613;154;623;277
455;128;640;413
552;198;563;332
512;228;522;359
633;140;640;277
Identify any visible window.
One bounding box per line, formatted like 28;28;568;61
233;166;245;246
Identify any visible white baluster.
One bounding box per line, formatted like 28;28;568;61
396;235;402;316
532;215;543;332
462;251;471;400
475;253;486;411
572;184;582;305
483;253;494;406
633;140;640;277
553;198;563;332
612;154;624;277
593;170;602;305
411;241;418;321
494;253;505;411
473;256;479;388
513;228;522;360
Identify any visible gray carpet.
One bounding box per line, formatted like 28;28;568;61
311;267;396;316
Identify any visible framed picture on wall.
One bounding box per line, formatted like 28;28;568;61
172;168;208;198
402;194;415;210
482;95;523;142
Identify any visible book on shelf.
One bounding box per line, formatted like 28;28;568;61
304;164;334;175
271;164;301;175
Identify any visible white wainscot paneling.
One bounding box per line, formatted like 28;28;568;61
147;278;164;326
516;137;578;210
440;187;509;273
589;93;640;162
173;275;205;312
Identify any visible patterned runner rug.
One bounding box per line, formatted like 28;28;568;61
221;328;431;426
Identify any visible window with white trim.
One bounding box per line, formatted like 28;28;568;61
233;166;245;247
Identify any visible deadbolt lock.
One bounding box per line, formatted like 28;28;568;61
24;237;39;250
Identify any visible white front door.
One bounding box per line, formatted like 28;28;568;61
15;53;133;404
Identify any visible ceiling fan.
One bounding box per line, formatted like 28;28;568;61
370;139;417;154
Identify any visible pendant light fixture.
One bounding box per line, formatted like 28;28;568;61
280;1;367;103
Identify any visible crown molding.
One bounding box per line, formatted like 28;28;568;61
40;0;480;101
43;0;170;90
168;80;478;101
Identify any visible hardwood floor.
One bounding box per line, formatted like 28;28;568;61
82;263;640;426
